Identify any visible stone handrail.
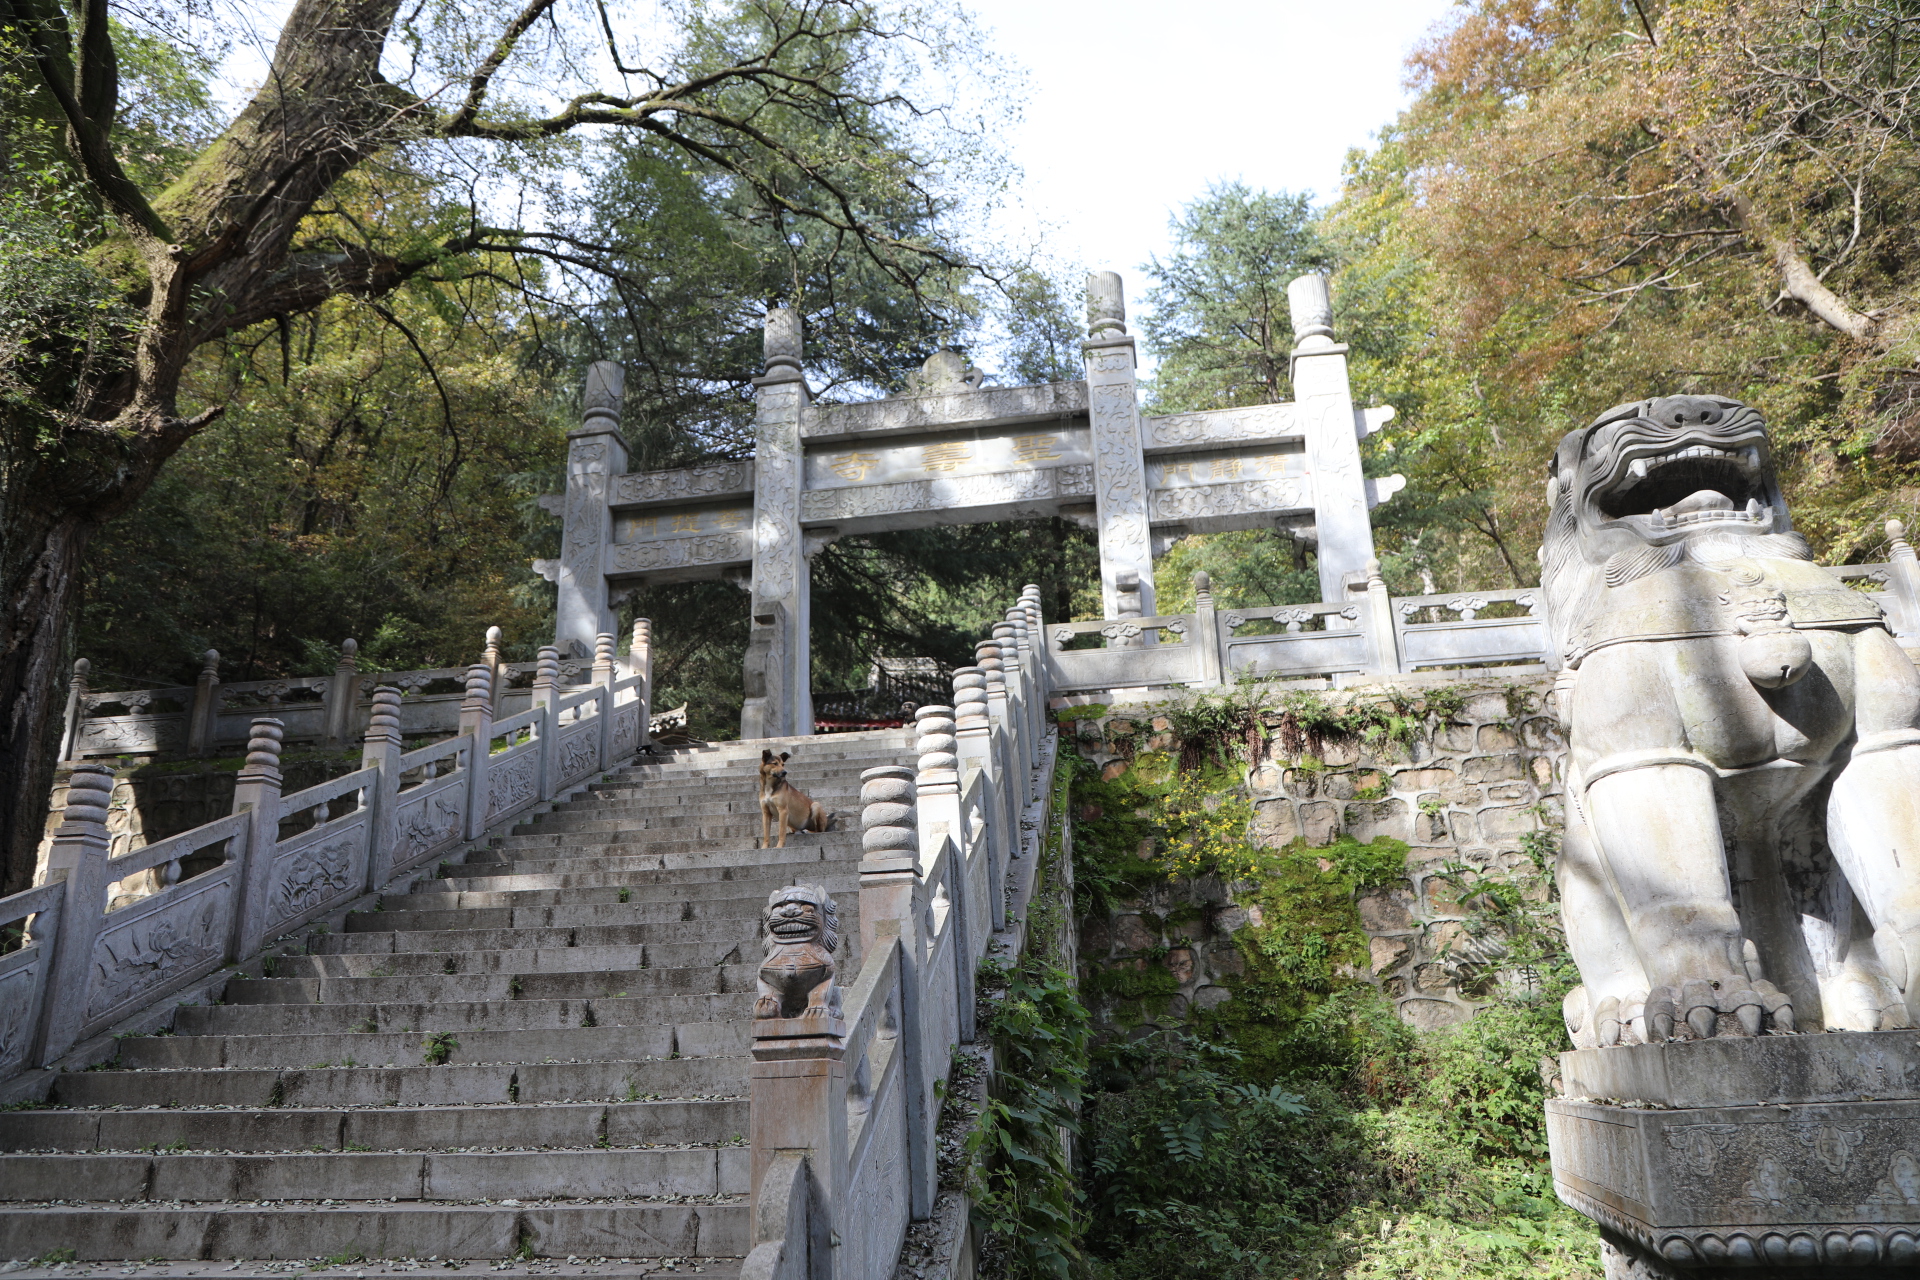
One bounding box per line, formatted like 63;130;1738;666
60;620;658;761
746;585;1052;1280
0;632;653;1083
1046;547;1920;698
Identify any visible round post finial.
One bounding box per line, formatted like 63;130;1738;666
241;717;285;780
535;645;562;686
1889;518;1916;562
1288;274;1334;345
914;705;959;779
200;650;219;677
859;765;918;859
365;687;403;746
764;307;803;376
952;667;989;728
55;763;114;839
1086;271;1126;339
462;664;493;714
583;362;625;428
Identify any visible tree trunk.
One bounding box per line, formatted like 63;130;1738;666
0;511;95;894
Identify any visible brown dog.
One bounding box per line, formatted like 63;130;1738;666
759;750;831;848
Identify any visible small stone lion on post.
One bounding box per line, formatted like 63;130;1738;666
755;884;842;1021
1544;394;1920;1046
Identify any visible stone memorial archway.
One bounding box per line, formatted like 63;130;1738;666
539;272;1404;737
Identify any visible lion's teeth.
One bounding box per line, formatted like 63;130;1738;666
1746;498;1764;518
1742;447;1760;471
1629;458;1650;480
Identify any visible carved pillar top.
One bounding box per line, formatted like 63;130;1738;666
1082;271;1157;620
914;705;958;794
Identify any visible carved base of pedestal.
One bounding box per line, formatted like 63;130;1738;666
1547;1033;1920;1275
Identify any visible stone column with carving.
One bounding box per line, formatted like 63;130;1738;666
1021;585;1049;747
229;717;286;959
360;687;404;890
1082;272;1158;621
951;666;1006;929
482;626;505;715
458;664;494;841
592;632;616;768
1288;274;1378;603
629;618;653;748
747;308;810;739
1364;559;1402;674
323;638;360;747
38;762;115;1064
186;651;220;757
554;362;629;657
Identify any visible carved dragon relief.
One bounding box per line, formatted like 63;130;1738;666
1544;395;1920;1046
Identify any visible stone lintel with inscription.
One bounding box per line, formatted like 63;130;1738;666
799;382;1088;445
610;460;754;510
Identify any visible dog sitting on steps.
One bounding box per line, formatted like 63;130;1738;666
758;749;832;848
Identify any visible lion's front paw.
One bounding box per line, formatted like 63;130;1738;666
753;995;779;1019
1641;975;1793;1040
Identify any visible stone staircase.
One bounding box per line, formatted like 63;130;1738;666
0;730;911;1277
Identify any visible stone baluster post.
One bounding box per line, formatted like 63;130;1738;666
1887;520;1920;637
36;763;114;1065
745;308;812;739
992;622;1027;782
229;718;286;960
59;659;91;761
532;647;562;801
360;688;404;890
629;618;653;748
323;639;360;747
185;650;220;757
1192;572;1225;689
976;639;1021;853
1364;559;1402;674
952;668;1006;930
1082;272;1157;620
592;632;617;770
459;665;494;841
914;705;974;1040
1021;585;1049;747
482;627;506;716
857;764;935;1220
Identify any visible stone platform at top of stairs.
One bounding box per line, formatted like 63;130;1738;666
0;732;913;1269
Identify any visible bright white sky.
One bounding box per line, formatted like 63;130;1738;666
964;0;1460;291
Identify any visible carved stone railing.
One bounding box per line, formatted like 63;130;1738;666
745;586;1053;1280
60;619;659;762
1045;538;1920;697
2;633;653;1080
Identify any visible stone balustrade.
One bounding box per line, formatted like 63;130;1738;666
59;625;662;763
1043;540;1920;700
744;587;1059;1280
0;636;654;1081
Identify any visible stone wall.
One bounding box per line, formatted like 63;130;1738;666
1069;673;1567;1033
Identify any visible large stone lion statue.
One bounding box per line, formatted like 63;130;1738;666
1543;394;1920;1047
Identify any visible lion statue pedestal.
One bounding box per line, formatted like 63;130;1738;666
1538;396;1920;1275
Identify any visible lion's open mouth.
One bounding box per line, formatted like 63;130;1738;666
1595;443;1771;529
770;916;815;939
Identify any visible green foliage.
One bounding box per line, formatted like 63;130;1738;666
1085;1033;1367;1280
1269;687;1463;761
969;758;1090;1280
420;1031;459;1067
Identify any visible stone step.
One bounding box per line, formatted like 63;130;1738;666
345;895;856;935
0;1098;747;1154
0;1146;752;1204
220;966;755;1007
311;922;760;957
274;945;746;980
479;834;855;860
397;876;853;911
441;854;851;885
115;1024;747;1070
49;1056;744;1109
0;1198;747;1260
174;992;752;1037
